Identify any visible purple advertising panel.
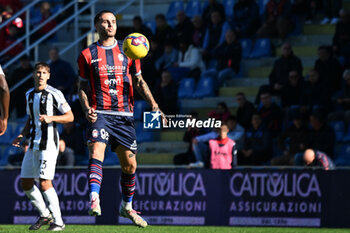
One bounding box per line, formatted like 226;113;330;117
0;168;350;227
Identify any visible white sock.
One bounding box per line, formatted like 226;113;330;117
24;185;50;217
90;192;99;201
42;188;64;226
121;199;132;210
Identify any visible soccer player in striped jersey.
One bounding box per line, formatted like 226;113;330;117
12;62;74;231
77;10;166;228
0;64;9;136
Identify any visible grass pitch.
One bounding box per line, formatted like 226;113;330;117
0;225;349;233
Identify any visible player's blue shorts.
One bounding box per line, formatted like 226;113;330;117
87;113;137;154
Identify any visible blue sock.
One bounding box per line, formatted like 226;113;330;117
88;158;103;195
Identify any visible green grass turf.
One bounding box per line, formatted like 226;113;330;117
0;225;349;233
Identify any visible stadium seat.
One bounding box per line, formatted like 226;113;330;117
249;38;271;58
240;38;252;58
144;20;156;35
258;0;269;15
104;146;120;165
136;123;155;143
287;16;302;37
166;1;185;20
178;78;195;99
335;144;350;166
223;0;235;19
167;66;190;83
185;0;202;18
0;124;13;145
330;120;345;142
0;146;19;166
192;77;215;98
134;100;148;121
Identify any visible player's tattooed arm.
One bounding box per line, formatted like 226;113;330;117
132;74;167;124
78;79;97;123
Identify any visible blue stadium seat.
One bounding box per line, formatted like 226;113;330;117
144;20;156;35
104;146;120;165
178;78;195;99
287;16;302;37
0;146;19;166
166;1;185;20
330;120;345;142
134;100;148;121
185;0;202;18
240;38;252;58
249;38;271;58
258;0;269;15
167;66;190;83
192;77;215;98
223;0;235;19
335;144;350;166
136;123;155;143
0;124;13;145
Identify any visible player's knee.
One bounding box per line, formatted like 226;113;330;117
39;179;53;191
121;163;137;174
21;178;34;191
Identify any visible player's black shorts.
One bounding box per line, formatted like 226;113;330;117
87;113;137;154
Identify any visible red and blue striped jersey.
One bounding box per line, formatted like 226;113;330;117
77;39;141;113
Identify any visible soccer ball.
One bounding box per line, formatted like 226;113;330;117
122;33;150;60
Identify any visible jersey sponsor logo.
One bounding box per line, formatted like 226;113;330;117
92;129;98;138
91;58;102;64
94;64;126;75
104;78;122;86
109;89;119;96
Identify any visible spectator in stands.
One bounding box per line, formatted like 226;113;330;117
32;1;57;43
201;29;242;90
155;41;178;73
280;70;304;108
202;0;225;26
7;139;29;166
320;0;342;24
328;70;350;126
8;55;33;118
202;10;230;67
192;16;205;47
60;121;85;156
314;45;342;94
48;47;76;97
271;112;308;165
1;24;23;62
56;139;75;167
173;39;205;80
232;0;260;38
190;116;244;168
132;16;153;39
258;91;282;137
209;123;236;169
236;92;255;130
333;9;350;67
153;71;178;115
267;43;303;97
174;10;193;45
300;149;335;170
155;14;174;50
173;112;205;165
257;0;293;40
0;0;22;14
307;111;336;158
237;113;273;165
301;69;331;113
208;102;231;122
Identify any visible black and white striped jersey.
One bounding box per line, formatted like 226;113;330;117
26;85;71;150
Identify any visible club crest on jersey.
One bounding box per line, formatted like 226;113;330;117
92;129;98;138
129;36;149;50
118;54;124;62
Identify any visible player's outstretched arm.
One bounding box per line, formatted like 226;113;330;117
39;109;74;124
12;117;31;147
0;73;9;136
132;74;167;124
78;79;97;123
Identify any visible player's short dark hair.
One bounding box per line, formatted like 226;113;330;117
155;14;166;21
94;10;115;25
133;16;142;22
34;62;50;73
227;115;237;122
